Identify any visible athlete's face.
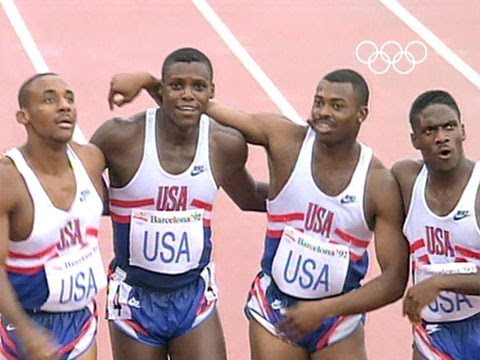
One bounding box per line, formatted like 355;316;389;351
308;80;367;145
17;75;77;144
160;61;214;127
411;103;465;173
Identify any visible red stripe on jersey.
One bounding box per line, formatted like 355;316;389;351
191;199;213;211
410;238;426;253
111;211;131;224
6;264;44;275
455;245;480;260
267;229;283;238
334;228;370;249
110;198;155;208
418;254;431;264
8;244;57;260
86;227;98;237
267;213;304;222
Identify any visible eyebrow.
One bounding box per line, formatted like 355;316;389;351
42;89;74;96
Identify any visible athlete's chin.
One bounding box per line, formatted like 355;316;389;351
175;115;202;128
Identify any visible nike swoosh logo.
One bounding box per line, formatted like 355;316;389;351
453;211;470;221
191;166;207;176
340;195;356;204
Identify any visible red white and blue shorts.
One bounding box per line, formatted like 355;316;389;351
245;272;365;354
0;301;97;360
106;264;218;348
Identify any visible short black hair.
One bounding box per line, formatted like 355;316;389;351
18;72;59;108
323;69;369;106
409;90;461;130
161;47;213;80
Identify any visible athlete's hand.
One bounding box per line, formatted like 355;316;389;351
403;277;440;324
108;71;152;110
277;301;326;341
18;324;60;360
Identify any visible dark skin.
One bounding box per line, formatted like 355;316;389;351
392;103;480;360
108;75;409;360
201;80;409;360
94;63;267;360
0;75;106;360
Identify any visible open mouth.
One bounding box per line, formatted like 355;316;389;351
177;105;197;113
309;118;334;131
57;117;74;129
437;148;452;159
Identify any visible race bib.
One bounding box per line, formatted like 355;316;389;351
129;208;204;274
415;262;480;322
272;226;350;299
42;242;107;312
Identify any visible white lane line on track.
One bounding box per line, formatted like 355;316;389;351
1;0;87;142
192;0;304;124
379;0;480;90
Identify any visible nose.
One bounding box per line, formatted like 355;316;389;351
434;128;449;144
58;97;72;111
317;104;332;118
182;86;194;100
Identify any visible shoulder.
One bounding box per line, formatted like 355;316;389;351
366;156;404;214
209;118;247;155
91;111;146;147
391;158;423;194
69;142;106;175
0;156;24;211
368;157;399;194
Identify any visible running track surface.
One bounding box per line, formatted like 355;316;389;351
1;1;478;359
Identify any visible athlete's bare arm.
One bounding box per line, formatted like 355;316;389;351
205;102;308;198
108;72;162;109
0;158;60;360
210;122;267;211
90;114;145;187
279;162;410;338
391;159;423;214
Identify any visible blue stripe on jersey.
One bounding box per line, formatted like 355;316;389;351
261;235;369;295
112;222;212;290
8;271;49;310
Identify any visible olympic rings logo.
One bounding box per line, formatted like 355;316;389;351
355;40;428;75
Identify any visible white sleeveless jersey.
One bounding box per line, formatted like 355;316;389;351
264;128;374;299
404;162;480;322
109;109;219;290
5;146;105;312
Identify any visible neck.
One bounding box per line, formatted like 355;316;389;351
21;139;70;175
313;137;360;164
158;110;200;145
428;157;473;188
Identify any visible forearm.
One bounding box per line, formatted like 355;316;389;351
323;270;406;318
0;267;34;335
433;273;480;296
141;73;162;106
206;102;268;145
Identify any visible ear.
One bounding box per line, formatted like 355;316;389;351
16;110;29;125
357;106;368;124
157;81;164;104
461;123;466;141
209;82;215;99
410;131;420;149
